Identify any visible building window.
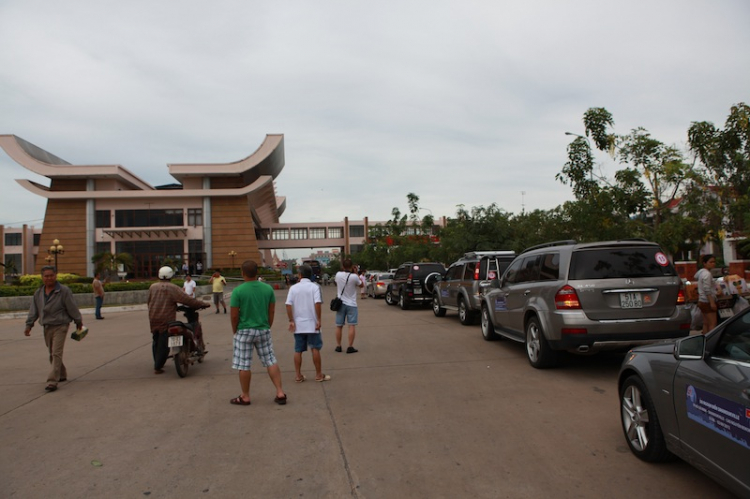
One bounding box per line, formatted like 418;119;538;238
349;225;365;238
349;244;364;254
4;233;21;246
328;227;343;238
4;253;22;273
309;228;326;239
95;242;111;255
272;229;289;240
33;233;41;246
188;209;203;226
290;228;308;240
115;209;183;227
95;210;111;228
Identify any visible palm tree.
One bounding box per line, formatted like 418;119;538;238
91;252;133;280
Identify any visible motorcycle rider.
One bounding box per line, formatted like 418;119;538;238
148;266;209;374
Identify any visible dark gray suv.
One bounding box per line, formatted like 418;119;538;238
432;251;516;325
480;240;691;368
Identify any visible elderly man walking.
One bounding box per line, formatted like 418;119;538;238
23;266;83;392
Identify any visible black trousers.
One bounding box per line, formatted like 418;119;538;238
152;331;170;370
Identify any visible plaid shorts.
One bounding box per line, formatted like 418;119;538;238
232;328;277;370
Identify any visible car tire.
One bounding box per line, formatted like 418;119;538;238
620;375;674;462
432;295;446;317
385;287;395;306
458;297;475;326
481;304;499;341
525;317;558;368
399;290;410;310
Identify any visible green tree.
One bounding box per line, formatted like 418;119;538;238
687;102;750;234
91;252;134;279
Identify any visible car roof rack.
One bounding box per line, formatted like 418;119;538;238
521;240;577;254
463;250;516;259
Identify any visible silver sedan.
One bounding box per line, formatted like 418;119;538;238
367;273;394;298
618;307;750;497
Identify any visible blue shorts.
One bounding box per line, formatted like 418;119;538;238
232;328;277;370
335;304;358;326
294;332;323;353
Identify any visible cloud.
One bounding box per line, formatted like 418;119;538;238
0;0;748;234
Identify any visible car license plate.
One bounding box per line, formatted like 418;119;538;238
620;292;643;309
718;308;734;319
413;287;422;295
168;335;183;347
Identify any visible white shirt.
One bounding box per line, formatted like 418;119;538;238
183;279;197;297
335;271;362;307
285;278;322;333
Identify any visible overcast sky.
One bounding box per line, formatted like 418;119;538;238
1;1;748;240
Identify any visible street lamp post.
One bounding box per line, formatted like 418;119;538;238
228;251;237;270
48;239;64;272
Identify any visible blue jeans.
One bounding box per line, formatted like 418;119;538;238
95;296;104;319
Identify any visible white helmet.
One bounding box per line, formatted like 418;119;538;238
158;266;175;280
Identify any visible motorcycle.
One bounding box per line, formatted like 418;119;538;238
167;305;207;378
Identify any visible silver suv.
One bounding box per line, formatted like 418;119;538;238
479;240;691;368
432;251;516;325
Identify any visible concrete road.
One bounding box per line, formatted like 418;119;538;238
0;288;736;498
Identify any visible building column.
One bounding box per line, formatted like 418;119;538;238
203;178;212;268
86;179;95;276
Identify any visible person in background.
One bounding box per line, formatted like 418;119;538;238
196;261;203;275
358;270;368;299
93;271;105;320
334;258;363;353
229;260;287;406
183;274;197;297
285;264;330;383
23;266;83;392
210;270;227;314
695;254;718;334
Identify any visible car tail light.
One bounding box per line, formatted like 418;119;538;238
555;285;581;310
474;266;480;280
680;323;691;330
376;281;385;286
562;328;587;334
676;287;686;305
407;272;413;283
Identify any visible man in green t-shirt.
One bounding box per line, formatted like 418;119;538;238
229;260;287;406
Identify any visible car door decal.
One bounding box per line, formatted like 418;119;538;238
494;297;507;312
686;385;750;450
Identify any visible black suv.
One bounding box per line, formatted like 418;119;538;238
432;251;516;325
386;262;446;310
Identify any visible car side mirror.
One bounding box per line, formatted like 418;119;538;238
674;335;705;360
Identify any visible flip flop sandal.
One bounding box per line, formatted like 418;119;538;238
295;375;306;383
45;384;58;392
274;395;287;405
230;396;251;406
315;375;331;382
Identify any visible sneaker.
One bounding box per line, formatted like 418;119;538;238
346;347;358;354
335;346;342;352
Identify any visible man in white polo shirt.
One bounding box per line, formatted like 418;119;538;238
285;264;330;383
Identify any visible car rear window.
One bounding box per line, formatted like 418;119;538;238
411;264;445;277
569;247;677;280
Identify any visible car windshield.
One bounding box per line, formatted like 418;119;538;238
569;247;677;279
378;274;394;280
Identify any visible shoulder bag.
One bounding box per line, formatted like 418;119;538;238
330;273;352;311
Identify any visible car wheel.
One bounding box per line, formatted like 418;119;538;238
385;287;395;306
620;375;673;462
399;291;410;310
458;298;475;326
433;295;446;317
481;304;499;341
525;317;558;368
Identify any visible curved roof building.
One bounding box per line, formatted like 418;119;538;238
0;134;286;277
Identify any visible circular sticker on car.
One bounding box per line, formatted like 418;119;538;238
488;271;497;279
655;252;669;266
